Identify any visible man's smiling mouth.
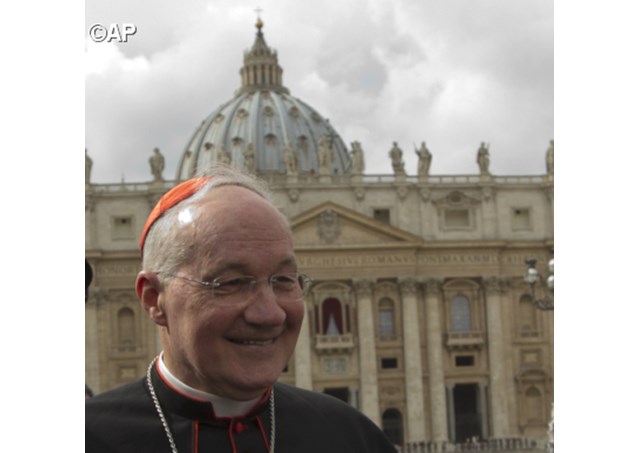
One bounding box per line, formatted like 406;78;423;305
228;338;276;346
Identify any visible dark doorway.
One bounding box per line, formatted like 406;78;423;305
382;408;404;446
453;384;482;442
323;387;349;404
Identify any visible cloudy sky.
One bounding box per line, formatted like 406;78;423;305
85;0;553;184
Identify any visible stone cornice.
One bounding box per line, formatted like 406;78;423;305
295;239;554;252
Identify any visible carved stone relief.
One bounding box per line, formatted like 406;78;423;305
321;357;348;375
396;186;409;201
287;188;299;202
317;209;341;244
433;190;481;208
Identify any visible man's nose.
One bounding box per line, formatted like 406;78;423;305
243;281;287;326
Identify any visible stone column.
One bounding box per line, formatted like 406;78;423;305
446;383;456;442
424;279;448;442
478;383;489;439
400;277;426;442
484;277;509;437
85;299;100;392
294;301;313;390
86;288;110;392
354;279;381;426
349;386;358;409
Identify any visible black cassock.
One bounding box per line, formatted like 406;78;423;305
86;364;397;453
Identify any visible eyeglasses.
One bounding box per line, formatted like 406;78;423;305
159;271;313;303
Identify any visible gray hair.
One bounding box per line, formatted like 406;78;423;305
142;164;281;276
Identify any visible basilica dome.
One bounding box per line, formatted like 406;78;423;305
176;19;352;181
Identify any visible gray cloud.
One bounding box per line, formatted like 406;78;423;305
85;0;553;183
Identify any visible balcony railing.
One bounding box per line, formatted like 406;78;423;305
315;334;355;353
445;331;484;350
86;174;547;194
397;438;545;452
110;343;145;356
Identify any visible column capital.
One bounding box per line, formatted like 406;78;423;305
90;288;110;304
484;276;509;295
399;277;419;295
353;278;374;296
423;278;443;295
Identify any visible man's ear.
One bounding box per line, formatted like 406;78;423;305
136;271;168;326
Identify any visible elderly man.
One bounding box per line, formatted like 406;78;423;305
85;165;396;452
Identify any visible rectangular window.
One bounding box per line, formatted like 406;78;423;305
373;208;391;224
112;216;133;240
444;209;470;228
381;358;398;369
455;355;474;367
511;207;532;230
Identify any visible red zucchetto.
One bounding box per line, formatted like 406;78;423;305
139;177;210;255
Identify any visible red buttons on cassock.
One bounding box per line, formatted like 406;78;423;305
234;422;249;434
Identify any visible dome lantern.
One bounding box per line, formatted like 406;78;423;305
237;19;289;96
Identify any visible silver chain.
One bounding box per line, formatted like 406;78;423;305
145;358;276;453
269;388;276;453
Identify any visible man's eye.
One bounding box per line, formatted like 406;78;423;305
271;275;298;290
214;278;249;293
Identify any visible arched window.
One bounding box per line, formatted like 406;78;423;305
297;135;309;154
117;307;135;349
451;295;471;331
378;298;395;339
525;387;544;422
382;408;404;446
519;294;538;332
322;298;343;335
264;133;278;167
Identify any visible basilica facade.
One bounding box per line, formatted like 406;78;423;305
85;20;554;446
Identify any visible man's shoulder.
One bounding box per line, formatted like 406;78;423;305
274;382;355;414
86;378;151;420
86;379;168;453
87;379;146;403
274;383;397;452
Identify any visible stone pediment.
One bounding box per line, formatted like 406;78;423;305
290;202;423;247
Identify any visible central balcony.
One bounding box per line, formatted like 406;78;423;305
314;334;356;354
445;331;485;350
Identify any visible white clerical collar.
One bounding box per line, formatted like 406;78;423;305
158;352;261;418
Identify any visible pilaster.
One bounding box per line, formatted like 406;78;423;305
446;383;456;441
400;277;426;442
354;279;381;426
85;297;101;392
294;300;313;390
484;276;510;437
478;383;489;439
423;278;448;442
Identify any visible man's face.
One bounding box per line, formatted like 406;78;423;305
158;186;304;400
